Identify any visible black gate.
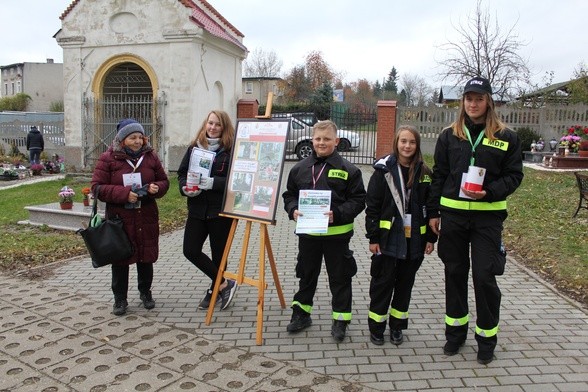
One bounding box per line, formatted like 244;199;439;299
330;103;377;165
82;95;165;168
275;103;377;165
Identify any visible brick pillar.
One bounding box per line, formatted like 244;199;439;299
237;99;259;119
376;100;397;159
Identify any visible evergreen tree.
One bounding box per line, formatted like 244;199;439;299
383;67;398;95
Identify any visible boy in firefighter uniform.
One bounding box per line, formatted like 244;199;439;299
428;77;523;364
282;120;366;342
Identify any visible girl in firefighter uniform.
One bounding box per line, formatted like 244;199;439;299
365;125;436;346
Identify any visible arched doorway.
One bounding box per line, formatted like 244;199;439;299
83;55;165;167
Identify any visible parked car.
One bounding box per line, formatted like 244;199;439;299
273;114;360;160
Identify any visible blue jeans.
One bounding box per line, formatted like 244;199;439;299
29;149;42;164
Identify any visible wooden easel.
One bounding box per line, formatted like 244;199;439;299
205;216;286;345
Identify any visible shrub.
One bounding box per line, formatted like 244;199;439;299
515;127;541;156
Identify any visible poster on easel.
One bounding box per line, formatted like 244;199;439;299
221;118;290;224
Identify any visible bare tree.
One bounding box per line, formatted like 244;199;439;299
400;74;434;107
243;47;283;77
437;0;530;99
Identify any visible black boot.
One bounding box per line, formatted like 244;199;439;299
140;291;155;310
113;298;128;316
331;320;349;342
287;305;312;333
368;318;386;345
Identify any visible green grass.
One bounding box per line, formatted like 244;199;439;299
504;168;588;305
0;169;586;306
0;175;187;272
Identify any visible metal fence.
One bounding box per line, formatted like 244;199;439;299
82;96;164;167
0;112;65;155
397;104;588;155
273;104;378;166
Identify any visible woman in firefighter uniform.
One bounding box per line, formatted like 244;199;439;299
366;125;436;346
427;77;523;364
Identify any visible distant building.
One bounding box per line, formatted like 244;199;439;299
0;60;63;111
516;77;588;105
242;77;284;106
56;0;247;170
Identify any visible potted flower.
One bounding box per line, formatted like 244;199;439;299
81;187;91;206
58;186;75;210
0;167;19;181
561;125;588;156
574;125;588;157
30;163;44;176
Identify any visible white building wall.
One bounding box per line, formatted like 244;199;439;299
56;0;245;170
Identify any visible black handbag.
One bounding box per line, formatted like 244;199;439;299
77;186;134;268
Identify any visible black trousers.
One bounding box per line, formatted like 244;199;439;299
293;237;357;317
438;210;506;352
183;216;233;286
368;248;423;333
111;263;153;300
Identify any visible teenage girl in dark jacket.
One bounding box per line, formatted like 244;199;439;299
177;110;237;311
365;125;436;346
427;77;523;365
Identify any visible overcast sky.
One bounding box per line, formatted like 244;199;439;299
2;0;586;89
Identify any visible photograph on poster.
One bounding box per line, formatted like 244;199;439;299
258;142;283;182
233;192;252;212
253;185;274;212
221;118;289;224
237;141;259;160
231;172;253;192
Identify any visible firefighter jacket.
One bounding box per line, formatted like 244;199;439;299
282;151;366;240
427;125;523;217
365;154;437;260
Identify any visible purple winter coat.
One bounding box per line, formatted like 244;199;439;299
91;145;169;266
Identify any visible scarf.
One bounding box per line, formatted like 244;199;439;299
198;138;221;152
123;147;144;159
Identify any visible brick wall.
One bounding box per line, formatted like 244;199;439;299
376;100;397;158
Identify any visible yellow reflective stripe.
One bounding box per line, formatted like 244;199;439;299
420;225;426;234
445;314;469;326
333;311;352;321
440;197;507;211
292;301;312;314
482;138;509;151
476;324;499;338
390;308;408;320
308;223;353;236
421;174;432;183
380;220;392;229
368;311;387;323
328;169;348;180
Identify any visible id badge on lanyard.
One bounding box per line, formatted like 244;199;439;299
397;166;412;238
123;156;144;188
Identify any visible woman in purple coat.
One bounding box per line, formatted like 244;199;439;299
92;119;169;316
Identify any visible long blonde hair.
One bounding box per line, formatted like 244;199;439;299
451;92;506;141
191;110;235;151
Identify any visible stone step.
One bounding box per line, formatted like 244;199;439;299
19;202;105;231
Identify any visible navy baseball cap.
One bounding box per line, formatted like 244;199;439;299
463;76;492;95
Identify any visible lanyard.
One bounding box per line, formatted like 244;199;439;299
311;162;327;189
126;156;144;172
397;166;412;214
464;126;485;166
